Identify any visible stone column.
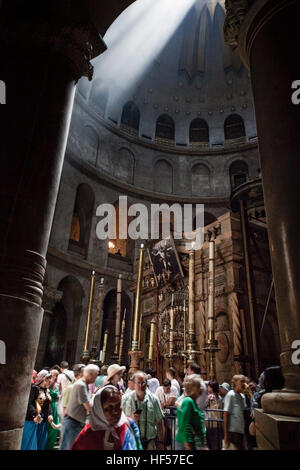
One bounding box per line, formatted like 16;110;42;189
35;287;63;371
90;277;105;363
225;0;300;449
113;274;122;358
187;248;196;363
228;291;243;374
199;253;207;373
0;2;106;449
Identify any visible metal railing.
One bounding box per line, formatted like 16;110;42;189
163;407;224;451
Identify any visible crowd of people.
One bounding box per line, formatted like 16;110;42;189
21;360;284;451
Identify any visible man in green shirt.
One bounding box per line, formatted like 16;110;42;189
122;371;164;450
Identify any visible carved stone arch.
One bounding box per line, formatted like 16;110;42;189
44;276;84;367
114;146;135;184
229;159;249;190
154;159;173;194
121;101;140;132
155;114;175;141
68;183;95;258
191;162;211;196
100;289;132;365
224;113;246;140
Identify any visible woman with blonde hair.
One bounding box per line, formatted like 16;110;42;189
175;374;206;450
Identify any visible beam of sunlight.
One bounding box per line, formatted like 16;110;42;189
91;0;198;106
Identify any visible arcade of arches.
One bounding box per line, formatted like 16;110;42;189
0;0;300;451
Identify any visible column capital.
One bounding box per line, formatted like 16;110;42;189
1;13;106;81
224;0;296;68
224;0;251;48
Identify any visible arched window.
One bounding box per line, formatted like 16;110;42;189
224;114;246;140
189;118;209;144
154;160;173;194
229;160;249;190
44;276;84;367
113;148;134;184
191;163;210;196
68;184;95;257
121;101;140;131
155;114;175;141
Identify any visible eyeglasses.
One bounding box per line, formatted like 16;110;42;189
134;381;147;385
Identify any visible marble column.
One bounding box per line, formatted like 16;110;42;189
0;1;106;449
113;274;122;358
35;287;63;371
225;0;300;449
187;248;196;363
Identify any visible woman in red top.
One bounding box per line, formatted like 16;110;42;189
71;385;142;450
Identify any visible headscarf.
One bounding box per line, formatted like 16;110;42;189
89;385;127;440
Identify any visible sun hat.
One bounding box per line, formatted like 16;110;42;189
219;382;230;392
106;364;126;381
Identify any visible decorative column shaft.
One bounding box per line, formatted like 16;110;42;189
113;274;122;357
101;330;109;365
207;240;215;342
187;248;196;362
82;271;96;363
239;200;259;379
169;304;175;366
0;2;107;449
225;0;300;445
90;277;105;363
229;291;243;374
148;317;156;363
203;236;220;381
199;255;207;373
118;309;126;365
129;245;145;373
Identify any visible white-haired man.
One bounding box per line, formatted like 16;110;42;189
59;364;99;450
122;371;164;450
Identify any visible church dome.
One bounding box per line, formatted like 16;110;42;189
77;0;257;151
67;0;260;203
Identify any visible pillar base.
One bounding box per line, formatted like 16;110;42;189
261;391;300;418
128;350;142;375
0;428;24;451
254;408;300;450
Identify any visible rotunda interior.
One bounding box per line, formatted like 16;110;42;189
1;0;300;451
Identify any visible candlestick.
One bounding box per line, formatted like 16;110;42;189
102;330;108;365
203;236;220;381
187;247;196;363
129;243;145;373
148;318;156;361
113;274;122;357
118;308;126;364
82;270;96;363
90;277;105;362
169;306;175;365
131;245;145;351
